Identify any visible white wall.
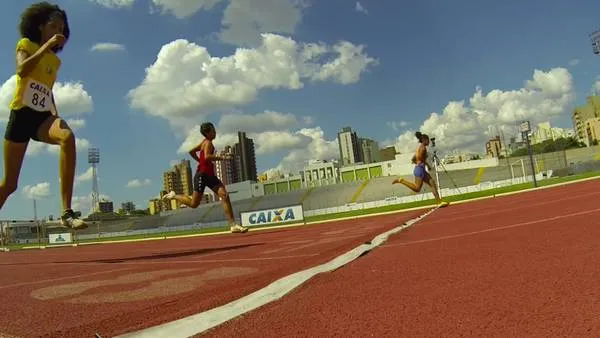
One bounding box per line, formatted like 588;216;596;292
226;180;265;201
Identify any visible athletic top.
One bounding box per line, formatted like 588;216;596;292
9;38;61;113
197;140;216;176
415;145;427;165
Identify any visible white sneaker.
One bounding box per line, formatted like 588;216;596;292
162;191;176;200
230;224;248;233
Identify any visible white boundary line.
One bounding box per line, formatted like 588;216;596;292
114;206;440;338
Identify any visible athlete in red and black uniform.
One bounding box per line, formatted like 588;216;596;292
163;122;248;233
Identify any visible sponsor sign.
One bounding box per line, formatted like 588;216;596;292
241;205;304;227
520;121;531;133
48;233;72;244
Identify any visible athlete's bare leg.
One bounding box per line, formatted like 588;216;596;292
0;140;28;210
214;185;248;233
36;117;76;212
170;191;202;208
393;176;423;192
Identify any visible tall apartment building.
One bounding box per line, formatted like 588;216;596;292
586;117;600;145
572;96;600;144
233;132;257;182
485;136;502;158
214;145;236;185
162;159;193;196
359;137;380;164
337;127;362;166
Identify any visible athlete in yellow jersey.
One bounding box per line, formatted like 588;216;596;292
1;2;86;229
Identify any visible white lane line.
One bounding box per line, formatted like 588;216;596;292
0;267;132;290
114;207;440;338
384;207;600;248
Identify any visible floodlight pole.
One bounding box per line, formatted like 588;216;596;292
520;121;538;188
88;148;100;236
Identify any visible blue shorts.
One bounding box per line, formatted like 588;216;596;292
413;163;430;180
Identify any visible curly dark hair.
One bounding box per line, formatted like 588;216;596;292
200;122;215;137
19;1;70;53
415;131;429;143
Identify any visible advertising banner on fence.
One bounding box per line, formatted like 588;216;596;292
241;205;304;227
48;233;72;244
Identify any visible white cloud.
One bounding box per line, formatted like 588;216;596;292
89;0;135;8
568;58;580;66
592;80;600;96
22;182;51;200
72;193;111;217
391;67;575;155
127;34;376;125
66;118;86;130
76;167;94;184
126;178;152;188
90;43;126;52
355;2;368;14
267;127;338;174
176;111;309;155
150;0;224;19
218;0;307;47
387;120;409;131
218;110;297;133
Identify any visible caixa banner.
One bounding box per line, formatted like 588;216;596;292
241;205;304;227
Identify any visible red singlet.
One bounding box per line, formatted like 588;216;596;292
197;140;216;176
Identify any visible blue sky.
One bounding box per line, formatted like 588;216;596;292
0;0;599;220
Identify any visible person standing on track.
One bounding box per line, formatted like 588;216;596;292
392;131;449;208
0;2;86;229
163;122;248;234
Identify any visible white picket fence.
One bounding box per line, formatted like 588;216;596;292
74;171;550;242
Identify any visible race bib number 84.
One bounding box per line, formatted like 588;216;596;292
23;79;52;112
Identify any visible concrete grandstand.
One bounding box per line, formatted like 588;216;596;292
4;145;599;245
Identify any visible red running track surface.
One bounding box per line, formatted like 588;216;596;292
206;179;600;337
0;209;424;337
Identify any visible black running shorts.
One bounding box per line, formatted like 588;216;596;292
4;107;53;143
193;171;223;194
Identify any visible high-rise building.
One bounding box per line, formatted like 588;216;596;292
337;127;362;166
485;136;502;158
215;145;236;185
162;160;193;209
121;201;136;214
98;199;113;213
359;137;380;163
162;170;182;194
572;96;599;144
586;117;600;145
233;132;257;182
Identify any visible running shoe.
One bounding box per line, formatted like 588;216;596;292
60;209;88;230
162;191;176;200
230;224;248;233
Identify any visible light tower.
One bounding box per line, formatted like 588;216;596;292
591;29;600;55
88;148;100;214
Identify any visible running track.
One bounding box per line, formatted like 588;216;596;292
1;178;599;337
0;209;424;337
206;178;600;337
